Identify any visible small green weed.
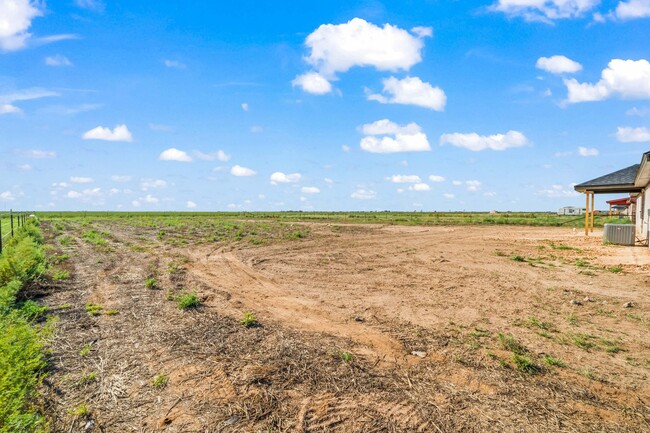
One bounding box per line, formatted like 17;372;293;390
512;354;541;374
85;303;103;316
52;269;70;280
151;373;168;389
145;277;158;289
339;351;353;362
542;355;565;367
511;255;526;262
241;310;258;328
79;343;92;357
608;266;623;274
176;291;200;310
68;403;89;417
78;371;97;386
59;235;74;247
498;333;528;355
104;309;119;316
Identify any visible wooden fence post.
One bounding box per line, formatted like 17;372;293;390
10;209;14;237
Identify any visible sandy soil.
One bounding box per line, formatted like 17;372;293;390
40;221;650;432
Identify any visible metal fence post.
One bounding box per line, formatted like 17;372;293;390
10;209;13;237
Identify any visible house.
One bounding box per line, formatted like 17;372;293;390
574;151;650;244
557;206;585;216
605;197;636;218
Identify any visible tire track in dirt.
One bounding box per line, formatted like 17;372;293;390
293;393;434;432
187;250;415;365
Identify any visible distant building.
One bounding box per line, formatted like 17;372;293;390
557;206;585;216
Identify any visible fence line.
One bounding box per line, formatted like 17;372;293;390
0;210;32;254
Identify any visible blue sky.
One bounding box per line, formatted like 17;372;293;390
1;0;650;212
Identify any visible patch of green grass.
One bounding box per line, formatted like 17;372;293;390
145;277;158;289
176;291;200;310
241;310;258;328
608;266;623;274
339;351;353;362
527;316;554;331
511;255;526;262
79;343;92;357
151;373;168;389
57;303;72;310
498;333;528;355
542;355;566;368
18;300;49;321
82;230;108;246
104;309;119;316
68;403;89;418
59;235;74;247
78;371;97;386
549;242;577;251
52;269;70;281
571;333;596;351
49;253;70;264
286;230;308;239
85;303;103;316
567;313;579;326
494;250;507;257
575;258;590;268
512;354;541;374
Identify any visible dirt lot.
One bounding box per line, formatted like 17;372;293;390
40;219;650;432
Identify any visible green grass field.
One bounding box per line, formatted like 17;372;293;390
36;211;631;228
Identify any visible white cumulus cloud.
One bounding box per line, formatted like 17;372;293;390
578;146;599;156
82;124;133;142
359;119;430;154
45;54;72;67
564;59;650;104
164;59;186;69
367;76;446;111
536;55;582;74
440;130;529;151
160;148;192;162
270;172;301;184
186;200;197;209
70;176;93;184
301;186;320;194
194;150;230;161
0;104;21;114
538;184;579;198
614;0;650;20
231;165;256;177
293;18;430;93
292;72;332;94
351;188;376;200
409;183;430;191
111;175;131;182
140;179;167;191
387;175;421;183
428;175;445;182
303;18;429;77
0;191;16;201
490;0;600;22
465;180;482;191
616;126;650;142
0;0;42;51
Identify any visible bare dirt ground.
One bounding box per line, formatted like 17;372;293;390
40;220;650;432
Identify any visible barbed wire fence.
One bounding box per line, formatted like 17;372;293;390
0;210;32;254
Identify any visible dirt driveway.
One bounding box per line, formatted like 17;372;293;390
43;220;650;432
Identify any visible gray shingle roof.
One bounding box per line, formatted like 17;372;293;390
574;164;639;191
